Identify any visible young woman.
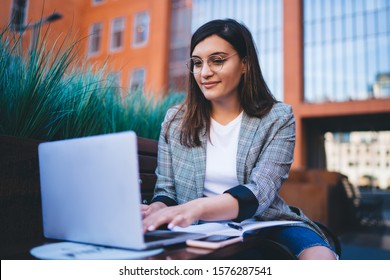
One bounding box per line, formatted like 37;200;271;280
142;19;337;260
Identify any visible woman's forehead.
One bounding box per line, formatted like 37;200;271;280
192;35;235;56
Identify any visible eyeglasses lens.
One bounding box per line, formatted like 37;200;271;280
186;55;224;74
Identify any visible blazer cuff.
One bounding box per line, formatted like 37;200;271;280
224;185;258;222
151;195;178;206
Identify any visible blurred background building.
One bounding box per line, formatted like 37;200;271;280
1;0;389;188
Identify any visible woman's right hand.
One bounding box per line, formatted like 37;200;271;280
141;202;167;219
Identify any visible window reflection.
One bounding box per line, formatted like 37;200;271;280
304;0;390;102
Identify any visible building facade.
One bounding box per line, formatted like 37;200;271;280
325;131;390;189
0;0;176;95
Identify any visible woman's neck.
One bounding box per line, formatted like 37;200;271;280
210;102;242;125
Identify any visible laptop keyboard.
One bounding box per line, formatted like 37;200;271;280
144;231;189;242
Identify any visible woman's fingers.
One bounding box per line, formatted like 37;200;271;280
143;205;192;232
141;204;150;219
141;202;168;220
167;214;193;229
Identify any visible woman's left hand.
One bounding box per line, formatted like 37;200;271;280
142;200;202;233
142;194;239;233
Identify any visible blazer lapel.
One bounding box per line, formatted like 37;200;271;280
236;113;262;184
192;129;207;198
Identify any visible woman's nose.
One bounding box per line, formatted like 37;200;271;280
200;62;213;77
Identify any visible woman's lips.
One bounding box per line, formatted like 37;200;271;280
202;81;219;89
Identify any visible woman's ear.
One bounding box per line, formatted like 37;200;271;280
242;57;248;73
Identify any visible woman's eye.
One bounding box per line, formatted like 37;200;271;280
211;58;223;65
193;60;202;67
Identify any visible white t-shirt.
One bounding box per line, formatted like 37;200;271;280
204;112;243;197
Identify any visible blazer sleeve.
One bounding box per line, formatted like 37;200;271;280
151;107;179;206
225;104;295;221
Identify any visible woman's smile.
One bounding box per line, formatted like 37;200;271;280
202;81;220;89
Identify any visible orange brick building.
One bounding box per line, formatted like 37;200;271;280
0;0;179;96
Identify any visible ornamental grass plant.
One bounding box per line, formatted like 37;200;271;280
0;25;184;141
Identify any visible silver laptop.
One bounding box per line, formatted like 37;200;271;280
38;131;205;250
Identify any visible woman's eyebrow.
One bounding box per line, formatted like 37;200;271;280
191;51;229;58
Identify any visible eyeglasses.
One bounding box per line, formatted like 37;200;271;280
186;53;238;74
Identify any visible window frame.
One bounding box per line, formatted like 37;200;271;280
88;22;103;56
129;68;146;91
10;0;29;31
92;0;104;6
109;16;125;52
132;11;150;48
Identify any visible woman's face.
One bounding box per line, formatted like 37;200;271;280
191;35;245;106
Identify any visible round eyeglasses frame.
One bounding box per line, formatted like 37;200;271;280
186;53;238;74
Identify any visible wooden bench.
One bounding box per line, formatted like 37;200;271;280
280;169;348;235
137;137;158;204
0;135;159;259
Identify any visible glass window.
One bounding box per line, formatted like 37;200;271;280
365;11;376;36
324;44;334;100
354;0;366;14
333;41;344;101
304;0;390;103
344;40;355;99
304;46;315;102
366;36;378;93
333;18;343;41
377;34;390;73
377;9;389;33
344;0;354;15
313;21;323;43
92;0;104;5
129;68;146;91
10;0;28;30
108;71;121;88
332;0;343;18
355;38;367;99
355;13;365;38
89;22;102;55
133;11;150;47
110;17;125;51
304;0;313;22
169;0;192;92
344;15;354;39
324;0;332;19
324;18;333;43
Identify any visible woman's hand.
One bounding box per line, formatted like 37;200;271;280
142;194;239;233
141;202;167;219
142;200;203;233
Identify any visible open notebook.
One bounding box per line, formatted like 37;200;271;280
37;131;205;252
173;219;303;237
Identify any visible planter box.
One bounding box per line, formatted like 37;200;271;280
0;135;44;257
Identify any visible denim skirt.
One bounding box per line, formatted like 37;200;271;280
254;225;336;258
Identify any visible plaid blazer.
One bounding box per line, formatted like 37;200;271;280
152;102;326;238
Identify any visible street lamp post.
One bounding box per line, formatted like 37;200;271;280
13;12;63;49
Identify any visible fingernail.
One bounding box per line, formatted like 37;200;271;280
148;225;155;231
167;223;173;229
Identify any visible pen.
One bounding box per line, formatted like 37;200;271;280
227;223;243;231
